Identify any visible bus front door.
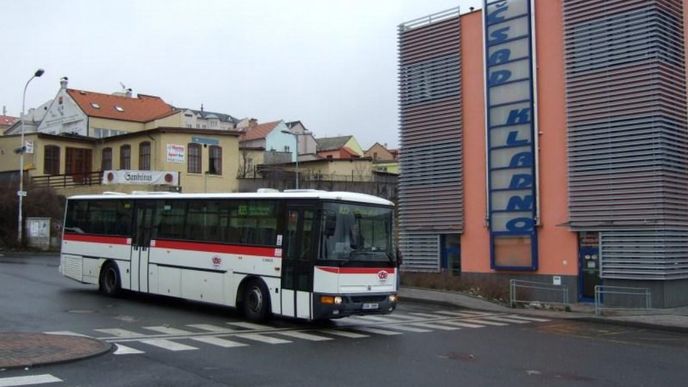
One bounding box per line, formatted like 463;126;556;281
131;201;155;292
282;206;316;319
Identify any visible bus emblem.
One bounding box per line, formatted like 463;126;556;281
212;256;222;267
377;270;389;281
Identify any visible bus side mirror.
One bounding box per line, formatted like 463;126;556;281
396;248;403;267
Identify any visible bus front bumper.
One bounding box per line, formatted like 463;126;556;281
313;292;398;320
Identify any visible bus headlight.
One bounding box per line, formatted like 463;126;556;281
388;294;398;303
321;296;343;305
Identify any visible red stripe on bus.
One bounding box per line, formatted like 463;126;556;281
317;266;396;274
154;239;277;257
63;233;129;245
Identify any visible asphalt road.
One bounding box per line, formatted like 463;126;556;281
1;255;687;386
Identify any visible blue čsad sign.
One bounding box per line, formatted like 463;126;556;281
483;0;538;270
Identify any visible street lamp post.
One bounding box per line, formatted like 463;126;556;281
17;68;45;245
281;130;300;189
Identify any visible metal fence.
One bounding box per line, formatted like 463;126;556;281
509;279;570;308
594;285;651;316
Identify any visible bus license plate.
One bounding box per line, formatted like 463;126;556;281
362;303;379;310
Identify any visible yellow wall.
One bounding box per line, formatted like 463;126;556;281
88;117;145;134
0;134;94;176
144;112;184;130
0;134;32;172
238;148;265;178
373;161;399;174
155;132;239;193
344;137;364;156
2;130;240;194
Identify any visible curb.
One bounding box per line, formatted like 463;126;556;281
0;333;113;370
399;287;688;333
575;316;688;334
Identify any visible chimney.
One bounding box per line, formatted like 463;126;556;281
200;104;204;113
60;77;69;89
2;105;6;116
249;118;258;128
126;88;132;98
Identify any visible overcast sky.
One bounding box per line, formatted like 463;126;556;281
1;0;482;149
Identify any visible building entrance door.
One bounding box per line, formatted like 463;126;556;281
579;232;601;300
440;234;461;275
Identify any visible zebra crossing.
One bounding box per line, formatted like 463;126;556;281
44;310;550;356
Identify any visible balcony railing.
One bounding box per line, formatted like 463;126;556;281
32;171;103;188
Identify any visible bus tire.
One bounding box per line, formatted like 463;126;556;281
242;280;270;322
99;262;121;297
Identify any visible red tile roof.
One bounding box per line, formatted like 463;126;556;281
66;89;175;122
0;115;18;126
239;121;281;142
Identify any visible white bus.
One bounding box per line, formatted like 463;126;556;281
60;190;398;321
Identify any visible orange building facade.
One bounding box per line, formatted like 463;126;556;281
398;1;688;307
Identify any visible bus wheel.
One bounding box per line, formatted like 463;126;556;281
99;262;121;297
243;280;270;321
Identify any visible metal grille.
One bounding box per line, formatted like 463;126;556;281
564;0;688;228
600;230;688;280
399;233;439;272
398;8;462;271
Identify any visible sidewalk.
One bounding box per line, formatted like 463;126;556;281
0;333;111;370
399;286;688;333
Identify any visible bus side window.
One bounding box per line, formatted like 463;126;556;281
158;200;187;240
301;210;314;260
65;200;90;234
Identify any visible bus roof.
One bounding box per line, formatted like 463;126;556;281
67;190;394;207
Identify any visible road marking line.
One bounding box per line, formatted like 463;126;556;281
438;321;485;328
143;326;193;335
190;336;247;348
139;338;198;351
187;324;236;333
480;316;531;324
409;322;460;331
0;374;62;387
353;327;403;336
228;322;273;330
352;315;416;323
276;331;333;341
235;333;292;344
381;325;432;333
342;316;382;324
113;344;145;355
408;312;450;319
436;311;493;317
95;328;144;338
44;331;89;337
461;319;508;326
319;329;369;338
505;315;550;322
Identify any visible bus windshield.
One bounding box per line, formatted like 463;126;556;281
320;203;394;265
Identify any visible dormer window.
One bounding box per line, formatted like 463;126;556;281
91;103;100;109
115;106;124;112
